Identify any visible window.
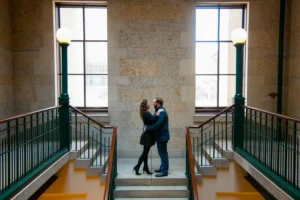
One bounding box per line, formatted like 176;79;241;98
195;5;246;111
57;5;108;109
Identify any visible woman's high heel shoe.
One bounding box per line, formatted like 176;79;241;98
143;166;153;175
132;165;141;175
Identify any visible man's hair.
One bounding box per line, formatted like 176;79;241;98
155;97;164;106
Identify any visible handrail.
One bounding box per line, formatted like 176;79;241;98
186;127;199;200
189;104;234;129
0;105;61;122
70;105;114;129
242;105;300;123
103;127;117;200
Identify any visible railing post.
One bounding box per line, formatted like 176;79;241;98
58;43;71;151
233;43;245;150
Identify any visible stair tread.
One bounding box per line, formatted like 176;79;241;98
203;144;224;158
115;198;188;200
215;139;233;151
115;186;188;191
78;147;99;159
71;140;87;151
91;153;109;166
115;177;188;186
116;177;187;180
194;153;211;166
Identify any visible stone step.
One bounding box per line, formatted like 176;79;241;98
115;198;189;200
86;165;103;176
199;165;217;176
214;139;234;159
203;145;229;168
113;186;189;198
73;147;100;169
193;153;217;176
69;140;88;160
115;177;188;186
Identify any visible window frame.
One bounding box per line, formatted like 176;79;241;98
56;4;108;112
195;4;247;113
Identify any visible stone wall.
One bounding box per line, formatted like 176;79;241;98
12;0;56;114
0;0;13;118
2;0;299;152
286;0;300;120
107;0;195;153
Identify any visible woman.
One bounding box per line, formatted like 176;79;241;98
132;99;164;175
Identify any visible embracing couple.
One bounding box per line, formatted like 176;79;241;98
132;97;170;177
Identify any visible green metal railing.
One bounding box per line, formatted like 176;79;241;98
185;128;199;200
189;105;234;166
238;105;300;199
0;106;67;200
70;106;114;167
103;127;117;200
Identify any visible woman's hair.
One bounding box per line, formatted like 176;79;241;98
139;99;148;119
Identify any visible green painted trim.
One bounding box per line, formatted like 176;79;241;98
277;0;285;114
0;149;67;200
236;148;300;199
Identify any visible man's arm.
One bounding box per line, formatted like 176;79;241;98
146;112;166;131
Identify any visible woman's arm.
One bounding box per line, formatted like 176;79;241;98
156;108;164;116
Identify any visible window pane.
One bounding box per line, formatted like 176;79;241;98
85;8;107;40
68;42;84;74
220;9;243;41
60;8;83;40
196;43;218;74
69;75;84;107
86;75;108;107
220;43;236;74
196;9;218;41
219;75;235;107
196;76;217;107
86;42;107;74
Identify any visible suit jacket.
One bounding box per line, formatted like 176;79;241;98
140;111;156;147
146;106;170;143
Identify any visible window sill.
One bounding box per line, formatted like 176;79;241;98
71;112;110;125
193;112;232;126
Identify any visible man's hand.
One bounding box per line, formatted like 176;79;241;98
144;125;147;131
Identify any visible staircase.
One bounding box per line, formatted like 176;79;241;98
193;138;233;177
113;158;190;199
68;107;113;178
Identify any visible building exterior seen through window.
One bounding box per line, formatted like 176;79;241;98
57;5;108;108
196;5;245;109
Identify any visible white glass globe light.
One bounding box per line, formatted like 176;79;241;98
231;28;247;44
56;27;72;44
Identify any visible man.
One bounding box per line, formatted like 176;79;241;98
144;97;170;177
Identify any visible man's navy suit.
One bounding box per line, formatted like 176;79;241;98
146;106;170;175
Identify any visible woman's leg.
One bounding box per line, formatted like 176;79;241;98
143;146;151;167
137;146;148;165
133;146;148;175
142;146;152;174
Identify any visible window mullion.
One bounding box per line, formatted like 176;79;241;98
217;6;220;108
83;7;87;108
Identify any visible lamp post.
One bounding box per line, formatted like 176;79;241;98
56;27;72;151
231;28;247;150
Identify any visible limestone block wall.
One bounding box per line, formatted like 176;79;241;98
12;0;56;114
286;0;300;120
107;0;196;152
3;0;299;152
0;0;13;118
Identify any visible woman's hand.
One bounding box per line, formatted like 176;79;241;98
156;108;165;116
